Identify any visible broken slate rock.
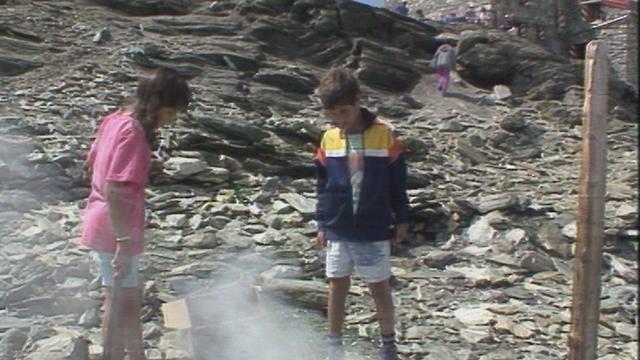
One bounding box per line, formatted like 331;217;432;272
24;334;88;360
279;193;316;216
260;265;303;280
519;251;557;273
467;217;497;246
454;307;494;326
476;193;521;214
460;326;492;343
537;222;572;258
417;250;458;269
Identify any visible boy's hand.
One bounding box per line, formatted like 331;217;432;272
392;223;408;245
316;231;327;249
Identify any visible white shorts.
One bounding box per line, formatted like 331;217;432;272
94;252;140;288
325;240;392;283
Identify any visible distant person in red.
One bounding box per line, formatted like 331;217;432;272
81;67;191;360
432;43;457;95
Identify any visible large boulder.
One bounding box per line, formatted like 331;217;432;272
0;54;42;76
92;0;198;15
337;1;438;55
456;30;580;100
354;39;423;92
252;68;319;94
140;16;241;36
246;1;437;92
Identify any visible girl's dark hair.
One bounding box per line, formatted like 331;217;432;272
133;67;191;142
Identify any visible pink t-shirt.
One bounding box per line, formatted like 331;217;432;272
81;110;151;255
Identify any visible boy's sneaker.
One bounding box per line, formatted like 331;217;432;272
379;343;399;360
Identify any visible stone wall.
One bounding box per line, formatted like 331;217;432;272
596;7;638;91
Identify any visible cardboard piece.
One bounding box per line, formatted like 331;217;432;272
161;298;192;330
161;282;260;330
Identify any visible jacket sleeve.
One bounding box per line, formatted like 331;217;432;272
388;133;409;224
315;136;328;231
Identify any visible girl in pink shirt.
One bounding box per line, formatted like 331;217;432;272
82;67;190;360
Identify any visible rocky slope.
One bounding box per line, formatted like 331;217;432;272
0;1;637;360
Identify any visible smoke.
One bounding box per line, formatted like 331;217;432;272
0;115;97;358
0;120;36;192
0;115;375;359
175;262;327;360
177;268;380;360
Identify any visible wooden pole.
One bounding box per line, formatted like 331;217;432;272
568;40;609;360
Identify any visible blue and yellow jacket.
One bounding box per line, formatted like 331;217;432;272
315;108;409;242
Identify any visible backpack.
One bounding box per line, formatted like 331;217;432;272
435;48;452;69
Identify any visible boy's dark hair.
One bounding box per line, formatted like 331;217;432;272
134;67;191;142
317;68;360;109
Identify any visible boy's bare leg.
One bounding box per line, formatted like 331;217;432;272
103;288;125;360
328;277;351;336
368;278;395;336
121;287;147;360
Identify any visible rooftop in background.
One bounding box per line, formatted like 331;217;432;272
581;0;638;9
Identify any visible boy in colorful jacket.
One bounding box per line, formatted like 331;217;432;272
315;68;409;360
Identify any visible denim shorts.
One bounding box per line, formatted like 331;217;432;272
325;240;392;283
94;252;140;288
